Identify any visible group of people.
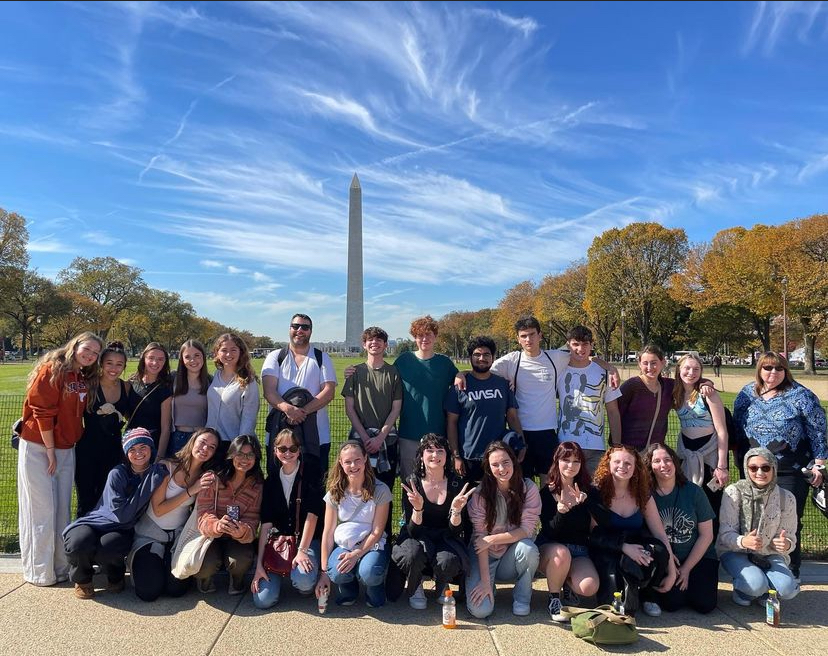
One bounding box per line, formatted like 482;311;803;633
15;313;826;624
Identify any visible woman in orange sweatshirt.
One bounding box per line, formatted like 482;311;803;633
18;332;103;586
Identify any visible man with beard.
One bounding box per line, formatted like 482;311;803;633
445;336;524;484
262;313;337;473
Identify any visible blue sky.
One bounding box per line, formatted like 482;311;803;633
2;1;828;342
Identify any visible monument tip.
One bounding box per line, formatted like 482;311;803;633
350;172;361;189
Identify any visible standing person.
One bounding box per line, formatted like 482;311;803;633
130;428;220;602
557;326;623;476
537;441;599;622
672;354;729;518
394;315;458;482
712;354;722;378
315;440;391;609
471;317;617;483
18;331;103;586
206;333;260;447
733;352;826;580
341;326;402;532
262;314;337;474
251;429;323;609
63;428;167;599
445;336;524;484
75;341;129;518
169;340;211;456
588;445;676;617
393;434;473;610
466;441;541;619
194;434;264;595
644;444;718;614
128;342;173;459
717;447;799;606
617;345;713;453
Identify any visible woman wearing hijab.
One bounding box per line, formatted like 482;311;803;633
717;447;799;607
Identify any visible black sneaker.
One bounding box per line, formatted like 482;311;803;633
548;595;567;623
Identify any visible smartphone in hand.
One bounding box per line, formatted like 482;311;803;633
226;505;240;522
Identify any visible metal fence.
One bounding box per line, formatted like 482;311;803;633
1;394;826;557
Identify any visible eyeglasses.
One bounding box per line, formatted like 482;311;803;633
233;452;256;461
471;352;493;359
761;365;785;372
290;323;311;331
276;445;300;454
747;464;772;473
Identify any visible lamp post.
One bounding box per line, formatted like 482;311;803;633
620;308;626;373
781;277;788;360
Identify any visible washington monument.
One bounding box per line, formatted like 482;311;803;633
345;173;363;351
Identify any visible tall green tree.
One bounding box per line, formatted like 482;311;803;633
0;270;69;356
0;208;29;270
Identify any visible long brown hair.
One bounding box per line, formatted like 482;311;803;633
27;331;103;399
546;441;592;495
326;440;376;504
170;427;221;482
173;339;210;396
478;441;525;534
753;351;795;395
131;342;171;385
643;443;688;489
671;353;704;409
594;445;650;510
212;333;257;389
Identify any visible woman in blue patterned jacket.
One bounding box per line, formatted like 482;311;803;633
733;351;827;579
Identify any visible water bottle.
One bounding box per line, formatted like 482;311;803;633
442;589;456;629
318;588;329;615
612;591;624;615
765;589;780;627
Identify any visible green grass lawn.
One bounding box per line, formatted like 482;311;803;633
1;359;826;556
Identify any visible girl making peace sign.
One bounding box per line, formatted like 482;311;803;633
392;433;473;610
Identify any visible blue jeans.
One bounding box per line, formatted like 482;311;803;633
252;540;321;609
466;538;539;618
327;546;389;607
720;551;800;600
167;430;193;458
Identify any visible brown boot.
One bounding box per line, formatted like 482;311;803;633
74;583;95;599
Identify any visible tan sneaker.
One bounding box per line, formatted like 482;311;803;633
74;583;95;600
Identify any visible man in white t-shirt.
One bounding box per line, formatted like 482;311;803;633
486;317;618;482
261;313;337;473
557;325;622;476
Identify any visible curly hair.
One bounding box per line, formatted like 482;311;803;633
27;332;104;399
593;445;650;510
326;440;377;504
546;441;592;494
409;315;439;339
212;333;258;389
478;441;525;534
413;433;452;480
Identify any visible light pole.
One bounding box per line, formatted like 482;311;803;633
781;277;788;360
620;308;626;373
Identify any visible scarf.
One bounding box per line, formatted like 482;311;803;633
733;447;777;536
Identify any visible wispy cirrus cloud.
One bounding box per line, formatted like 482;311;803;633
743;1;828;55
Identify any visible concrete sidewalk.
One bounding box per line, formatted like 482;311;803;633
1;558;825;656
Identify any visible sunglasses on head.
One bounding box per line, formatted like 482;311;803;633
747;464;772;473
276;445;300;454
761;365;785;372
290;323;311;331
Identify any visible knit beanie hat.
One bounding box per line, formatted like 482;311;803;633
122;427;156;458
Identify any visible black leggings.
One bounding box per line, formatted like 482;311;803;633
64;525;133;584
776;473;809;577
648;556;719;613
131;542;190;602
392;536;462;596
592;535;669;614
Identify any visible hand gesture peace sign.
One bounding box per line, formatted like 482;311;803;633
400;481;425;511
557;482;587;513
450;482;475;513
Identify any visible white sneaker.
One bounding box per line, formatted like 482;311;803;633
642;601;662;617
409;583;427;610
548;596;567;623
512;601;531;616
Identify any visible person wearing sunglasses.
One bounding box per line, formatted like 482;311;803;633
251;428;323;608
193;434;264;595
262;314;337;475
717;447;799;607
733;351;827;580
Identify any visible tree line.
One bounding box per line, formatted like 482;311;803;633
0;208;278;357
433;217;828;375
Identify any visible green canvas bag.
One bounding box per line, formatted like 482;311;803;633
560;604;639;645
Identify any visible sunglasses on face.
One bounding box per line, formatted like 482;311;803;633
748;464;772;473
276;445;300;454
761;365;785;372
290;323;311;331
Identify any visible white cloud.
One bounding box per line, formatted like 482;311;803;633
472;8;539;38
27;237;71;253
201;259;224;268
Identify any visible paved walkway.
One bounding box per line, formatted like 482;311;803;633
0;557;824;656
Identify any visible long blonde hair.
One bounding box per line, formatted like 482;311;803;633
27;332;103;398
326;440;376;504
671;354;704;409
